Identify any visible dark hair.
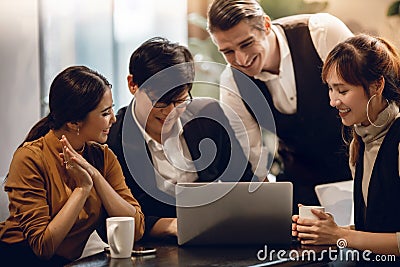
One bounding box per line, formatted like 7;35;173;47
207;0;266;33
322;33;400;165
22;65;111;146
128;37;194;103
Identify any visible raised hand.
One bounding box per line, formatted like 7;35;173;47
59;135;94;190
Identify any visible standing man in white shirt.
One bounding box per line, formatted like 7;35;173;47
207;0;354;212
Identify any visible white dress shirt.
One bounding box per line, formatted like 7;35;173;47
131;100;198;196
219;13;354;178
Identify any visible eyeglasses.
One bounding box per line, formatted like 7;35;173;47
145;91;193;109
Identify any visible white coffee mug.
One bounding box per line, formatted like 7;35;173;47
106;217;135;258
299;206;325;220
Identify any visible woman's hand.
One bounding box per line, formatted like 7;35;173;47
294;208;344;246
291;203;303;239
59;135;94;191
291;214;300;239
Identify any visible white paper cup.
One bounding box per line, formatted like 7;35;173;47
299;206;325;220
106;217;135;258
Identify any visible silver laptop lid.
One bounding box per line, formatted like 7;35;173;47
176;182;293;246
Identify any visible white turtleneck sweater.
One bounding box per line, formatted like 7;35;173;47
349;102;400;252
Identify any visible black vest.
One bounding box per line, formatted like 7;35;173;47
232;14;350;185
354;119;400;233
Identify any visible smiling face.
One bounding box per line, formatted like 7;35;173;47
79;88;116;143
134;88;189;143
211;19;276;76
327;68;370;127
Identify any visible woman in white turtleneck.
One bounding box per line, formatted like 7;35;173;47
292;33;400;256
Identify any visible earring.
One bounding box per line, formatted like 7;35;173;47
366;94;390;128
77;127;80;136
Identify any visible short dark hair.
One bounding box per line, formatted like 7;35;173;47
128;37;194;103
207;0;266;33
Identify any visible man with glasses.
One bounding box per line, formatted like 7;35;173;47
107;37;256;239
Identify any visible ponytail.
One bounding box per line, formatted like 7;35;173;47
349;130;360;166
341;125;359;167
19;114;53;148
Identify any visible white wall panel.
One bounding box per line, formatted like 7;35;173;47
0;0;40;176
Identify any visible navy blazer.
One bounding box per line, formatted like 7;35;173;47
107;97;256;237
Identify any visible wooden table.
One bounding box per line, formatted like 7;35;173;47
66;238;336;267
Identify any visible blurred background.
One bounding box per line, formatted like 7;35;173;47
1;0;400;176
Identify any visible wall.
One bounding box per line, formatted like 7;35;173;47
0;0;187;177
0;0;41;177
324;0;400;48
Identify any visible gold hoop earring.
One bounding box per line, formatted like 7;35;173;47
366;94;390;128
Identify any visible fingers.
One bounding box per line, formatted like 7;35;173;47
68;154;95;176
292;219;315;237
297;232;318;240
59;137;95;177
60;136;75;168
296;223;318;234
63;146;74;162
299;238;318;245
325;212;334;219
61;142;69;164
296;228;323;245
65;161;75;170
61;135;74;152
311;209;332;220
62;147;84;171
61;146;73;169
60;135;80;160
292;222;299;237
58;136;94;190
59;152;65;165
296;218;316;226
62;143;83;167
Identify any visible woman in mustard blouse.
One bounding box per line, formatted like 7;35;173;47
0;66;144;266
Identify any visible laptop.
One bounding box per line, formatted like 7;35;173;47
176;182;293;246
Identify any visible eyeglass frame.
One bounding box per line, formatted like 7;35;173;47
144;90;193;109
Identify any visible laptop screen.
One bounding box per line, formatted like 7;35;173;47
176;182;293;246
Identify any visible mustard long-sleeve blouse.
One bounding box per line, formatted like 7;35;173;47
0;130;144;260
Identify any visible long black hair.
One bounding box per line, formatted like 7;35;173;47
21;65;111;147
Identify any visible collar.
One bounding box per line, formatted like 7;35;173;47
44;129;63;154
355;103;400;144
44;130;87;156
254;24;290;82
